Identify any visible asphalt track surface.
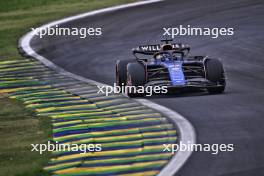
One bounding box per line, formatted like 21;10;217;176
31;0;264;175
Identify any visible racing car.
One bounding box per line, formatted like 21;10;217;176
116;39;226;97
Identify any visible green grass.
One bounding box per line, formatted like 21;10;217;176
0;97;51;176
0;0;136;175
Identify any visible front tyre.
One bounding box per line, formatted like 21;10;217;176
205;59;226;94
126;63;146;97
116;59;134;87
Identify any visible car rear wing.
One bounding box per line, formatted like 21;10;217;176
132;43;190;54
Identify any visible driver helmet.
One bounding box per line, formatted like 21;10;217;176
160;44;173;51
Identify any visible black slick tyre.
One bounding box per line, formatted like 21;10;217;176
116;59;133;87
204;59;226;94
126;63;146;97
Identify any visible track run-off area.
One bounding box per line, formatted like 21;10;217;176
0;58;178;176
8;1;198;176
27;0;264;175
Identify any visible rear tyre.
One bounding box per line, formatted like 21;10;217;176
205;59;226;94
116;59;134;87
126;63;146;97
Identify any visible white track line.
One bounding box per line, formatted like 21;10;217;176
18;0;196;175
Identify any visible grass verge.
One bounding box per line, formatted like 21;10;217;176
0;0;136;175
0;97;51;176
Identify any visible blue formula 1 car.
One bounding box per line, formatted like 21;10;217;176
116;39;226;97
